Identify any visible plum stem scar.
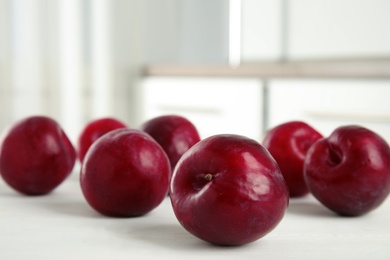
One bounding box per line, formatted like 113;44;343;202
205;173;213;181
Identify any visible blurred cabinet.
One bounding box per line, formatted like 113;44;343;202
267;79;390;141
141;0;390;143
141;77;263;140
143;62;390;142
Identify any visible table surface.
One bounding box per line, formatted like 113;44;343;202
1;165;390;260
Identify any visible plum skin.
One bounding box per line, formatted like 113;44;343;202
141;115;201;171
170;134;289;246
0;116;76;195
77;117;127;162
304;125;390;216
80;128;171;217
262;121;323;197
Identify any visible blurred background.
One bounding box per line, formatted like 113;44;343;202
1;0;390;144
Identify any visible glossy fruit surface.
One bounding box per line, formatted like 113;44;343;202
263;121;323;197
304;125;390;216
141;115;201;171
170;134;289;246
77;117;127;162
80;128;170;217
0;116;76;195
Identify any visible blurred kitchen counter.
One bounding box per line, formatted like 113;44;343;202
143;59;390;79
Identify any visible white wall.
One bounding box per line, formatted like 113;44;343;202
2;0;390;142
141;0;229;64
241;0;390;61
0;0;230;141
241;0;283;61
240;0;390;143
289;0;390;59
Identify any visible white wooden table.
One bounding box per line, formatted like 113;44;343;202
1;164;389;260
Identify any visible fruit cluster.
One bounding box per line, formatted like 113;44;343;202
262;121;390;217
1;115;390;247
